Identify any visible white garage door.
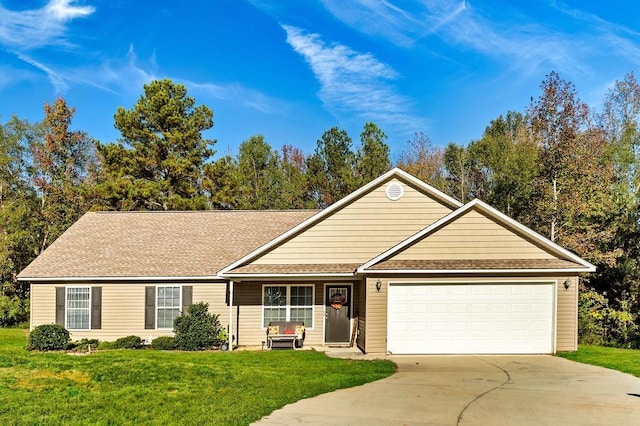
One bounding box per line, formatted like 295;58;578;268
387;283;554;354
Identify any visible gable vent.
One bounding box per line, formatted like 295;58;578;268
386;182;404;201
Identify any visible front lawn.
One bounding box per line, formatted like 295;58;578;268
557;345;640;378
0;329;394;425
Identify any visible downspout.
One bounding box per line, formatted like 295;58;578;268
228;280;234;350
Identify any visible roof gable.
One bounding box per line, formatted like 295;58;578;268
360;199;596;273
221;168;461;275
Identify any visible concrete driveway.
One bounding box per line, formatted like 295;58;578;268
255;355;640;425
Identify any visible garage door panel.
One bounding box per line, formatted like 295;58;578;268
388;283;554;354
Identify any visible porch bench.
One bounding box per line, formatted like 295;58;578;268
266;321;305;349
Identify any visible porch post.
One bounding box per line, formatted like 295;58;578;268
228;280;234;350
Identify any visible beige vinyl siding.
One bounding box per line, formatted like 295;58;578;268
30;284;56;330
29;281;228;341
231;283;262;346
356;279;366;351
557;276;578;351
232;282;326;347
363;275;578;354
393;210;556;261
364;277;388;353
253;179;454;265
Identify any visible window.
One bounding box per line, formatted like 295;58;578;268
263;285;313;327
157;286;181;329
290;286;313;326
66;287;90;330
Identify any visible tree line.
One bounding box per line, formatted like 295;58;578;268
2;73;640;348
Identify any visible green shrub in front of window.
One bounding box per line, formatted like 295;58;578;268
27;324;70;351
151;336;176;350
113;335;143;349
174;302;221;351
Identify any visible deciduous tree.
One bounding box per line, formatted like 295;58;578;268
467;112;538;217
397;132;446;191
527;71;619;266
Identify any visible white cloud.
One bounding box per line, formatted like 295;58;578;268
185;81;280;114
46;0;94;20
0;0;94;49
88;45;157;94
282;24;428;133
319;0;467;47
551;2;640;68
319;0;591;76
13;51;68;93
72;46;280;114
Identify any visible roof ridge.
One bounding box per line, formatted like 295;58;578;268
91;209;321;214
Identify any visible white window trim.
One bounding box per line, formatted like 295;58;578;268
156;285;182;330
262;284;314;329
65;286;91;331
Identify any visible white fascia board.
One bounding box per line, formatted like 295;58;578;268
358;198;597;273
222;272;355;279
219;167;461;275
21;275;225;282
360;268;595;274
391;168;462;208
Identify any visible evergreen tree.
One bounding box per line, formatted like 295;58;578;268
98;79;215;210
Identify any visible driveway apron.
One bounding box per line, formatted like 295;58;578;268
254;355;640;425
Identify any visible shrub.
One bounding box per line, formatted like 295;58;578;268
579;290;638;347
174;302;221;351
216;329;229;348
0;295;29;327
113;335;142;349
98;341;117;350
27;324;70;351
151;336;176;350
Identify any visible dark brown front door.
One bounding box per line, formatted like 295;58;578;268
325;285;351;343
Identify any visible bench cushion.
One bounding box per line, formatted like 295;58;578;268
267;325;280;335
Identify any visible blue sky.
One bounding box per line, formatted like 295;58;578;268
1;0;639;160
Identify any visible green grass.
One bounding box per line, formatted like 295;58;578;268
557;345;640;378
0;329;395;425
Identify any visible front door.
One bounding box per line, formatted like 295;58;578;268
325;285;351;343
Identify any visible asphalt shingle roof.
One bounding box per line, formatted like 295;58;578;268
227;263;361;275
366;259;584;271
18;210;317;279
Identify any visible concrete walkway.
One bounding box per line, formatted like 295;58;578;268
255;354;640;425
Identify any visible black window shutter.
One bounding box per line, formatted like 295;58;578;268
182;286;192;313
55;287;65;326
91;287;102;329
145;286;156;330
